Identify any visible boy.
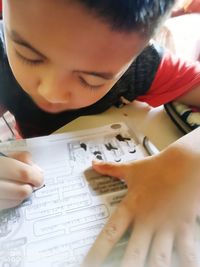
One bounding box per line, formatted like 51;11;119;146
1;1;200;266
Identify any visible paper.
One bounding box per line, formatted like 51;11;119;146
2;122;199;266
0;122;148;267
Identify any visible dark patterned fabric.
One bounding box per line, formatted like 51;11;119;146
164;102;200;134
0;22;163;138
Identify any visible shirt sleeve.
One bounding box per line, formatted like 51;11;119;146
136;50;200;107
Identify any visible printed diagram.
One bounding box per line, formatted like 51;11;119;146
0;209;22;240
84;168;127;196
68;141;106;168
0;209;24;267
104;133;136;162
68;132;137;167
115;134;136;154
0;248;24;267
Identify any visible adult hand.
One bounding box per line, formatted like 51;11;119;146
82;144;200;267
0;151;44;210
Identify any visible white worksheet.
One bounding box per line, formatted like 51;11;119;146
0;123;149;267
0;122;199;267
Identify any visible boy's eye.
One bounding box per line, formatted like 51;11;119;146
15;50;44;65
79;76;104;90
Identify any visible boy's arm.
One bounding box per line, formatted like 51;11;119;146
175;84;200;106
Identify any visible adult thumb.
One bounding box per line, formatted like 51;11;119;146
92;160;128;180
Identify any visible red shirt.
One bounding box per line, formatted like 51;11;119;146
137;50;200;107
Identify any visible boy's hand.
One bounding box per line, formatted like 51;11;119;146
82;146;200;267
0;151;44;210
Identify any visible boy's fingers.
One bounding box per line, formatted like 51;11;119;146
0;199;23;210
0;157;43;187
92;160;129;180
82;199;133;267
8;151;34;165
0;180;33;200
4;151;43;172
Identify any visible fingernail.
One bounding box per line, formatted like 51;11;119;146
37;166;44;172
92;159;103;165
32;164;43;173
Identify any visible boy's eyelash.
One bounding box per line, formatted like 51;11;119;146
79;76;102;90
15;51;103;90
15;50;43;66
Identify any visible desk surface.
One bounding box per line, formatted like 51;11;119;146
56;101;183;150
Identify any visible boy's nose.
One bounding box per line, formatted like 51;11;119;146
38;86;71;104
37;78;71;104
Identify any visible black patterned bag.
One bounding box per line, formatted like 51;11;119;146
164;101;200;134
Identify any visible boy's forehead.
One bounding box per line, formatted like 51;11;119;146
4;0;147;72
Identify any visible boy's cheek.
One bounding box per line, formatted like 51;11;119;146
5;47;38;95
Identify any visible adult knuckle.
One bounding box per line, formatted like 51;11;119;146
154;252;168;266
184;251;198;263
130;247;141;259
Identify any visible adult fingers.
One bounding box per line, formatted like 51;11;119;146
0;156;43;187
149;225;174;267
176;223;200;267
82;199;133;267
121;221;154;267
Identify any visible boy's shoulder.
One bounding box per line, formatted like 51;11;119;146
113;42;164;104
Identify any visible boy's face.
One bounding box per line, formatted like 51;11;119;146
3;0;148;113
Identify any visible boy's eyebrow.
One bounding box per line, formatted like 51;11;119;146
74;70;115;80
7;29;117;80
7;28;47;59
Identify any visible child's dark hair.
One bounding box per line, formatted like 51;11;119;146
73;0;175;36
